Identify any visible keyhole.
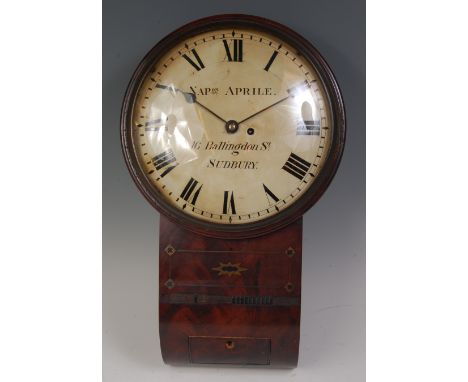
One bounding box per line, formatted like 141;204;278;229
225;340;235;350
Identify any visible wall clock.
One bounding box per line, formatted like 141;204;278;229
121;14;345;368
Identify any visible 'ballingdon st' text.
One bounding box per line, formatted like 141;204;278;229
191;140;272;155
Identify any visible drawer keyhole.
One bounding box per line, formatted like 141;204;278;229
225;340;235;350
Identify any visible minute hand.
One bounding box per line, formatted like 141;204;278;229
238;95;291;125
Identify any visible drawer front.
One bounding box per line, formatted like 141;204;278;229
189;336;271;365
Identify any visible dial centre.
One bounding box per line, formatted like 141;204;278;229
225;120;240;134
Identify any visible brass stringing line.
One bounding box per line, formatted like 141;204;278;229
175;249;281;255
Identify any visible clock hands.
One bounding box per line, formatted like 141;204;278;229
238;81;312;125
192;98;228;124
238;95;290;124
156;83;227;124
156;81;311;133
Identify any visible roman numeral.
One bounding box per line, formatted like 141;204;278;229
223;39;243;62
144;118;164;132
182;49;205;71
222;191;236;214
263;184;279;205
264;51;278;71
282;153;311;180
180;177;203;205
152;149;178;177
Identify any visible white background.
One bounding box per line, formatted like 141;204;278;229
1;1;467;381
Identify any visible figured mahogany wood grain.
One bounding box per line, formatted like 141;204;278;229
159;215;302;367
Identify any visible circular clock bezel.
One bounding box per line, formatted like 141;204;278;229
121;14;346;239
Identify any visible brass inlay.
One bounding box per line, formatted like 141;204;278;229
285;246;295;257
165;278;175;289
212;262;248;277
165;244;176;256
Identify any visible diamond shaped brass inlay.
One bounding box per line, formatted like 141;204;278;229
285;246;295;257
165;244;176;256
165;278;175;289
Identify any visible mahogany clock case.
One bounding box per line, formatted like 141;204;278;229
121;14;346;239
105;0;364;379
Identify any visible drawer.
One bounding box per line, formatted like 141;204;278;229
189;336;271;365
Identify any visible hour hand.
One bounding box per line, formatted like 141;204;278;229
156;83;227;124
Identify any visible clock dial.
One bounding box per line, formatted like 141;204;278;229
128;28;335;225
